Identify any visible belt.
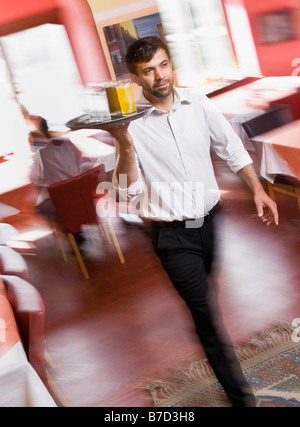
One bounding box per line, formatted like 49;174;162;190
151;200;223;229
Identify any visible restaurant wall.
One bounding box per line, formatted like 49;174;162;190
87;0;158;80
87;0;143;15
222;0;262;76
0;0;57;35
0;0;110;84
245;0;300;76
224;0;300;77
55;0;110;84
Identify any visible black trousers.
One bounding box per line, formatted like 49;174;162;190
151;210;255;407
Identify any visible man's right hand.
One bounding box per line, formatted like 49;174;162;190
104;121;131;144
105;122;139;188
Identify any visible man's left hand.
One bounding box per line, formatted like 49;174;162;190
254;191;279;226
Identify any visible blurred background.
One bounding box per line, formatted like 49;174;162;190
2;0;300;158
0;1;300;408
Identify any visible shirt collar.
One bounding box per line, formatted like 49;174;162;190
137;87;192;121
174;87;192;104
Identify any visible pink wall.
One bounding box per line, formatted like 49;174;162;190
0;0;110;84
244;0;300;76
0;0;55;25
0;0;58;36
4;0;300;80
224;0;300;76
55;0;110;84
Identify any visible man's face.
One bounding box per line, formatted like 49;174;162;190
132;48;173;100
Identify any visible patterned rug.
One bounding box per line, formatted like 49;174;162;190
146;323;300;407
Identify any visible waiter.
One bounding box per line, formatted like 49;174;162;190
107;36;278;407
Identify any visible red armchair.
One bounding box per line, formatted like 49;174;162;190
47;164;125;279
1;274;47;386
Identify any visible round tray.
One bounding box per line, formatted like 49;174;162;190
66;106;151;131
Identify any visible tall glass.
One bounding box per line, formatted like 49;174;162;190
103;81;121;115
82;86;111;122
116;80;137;116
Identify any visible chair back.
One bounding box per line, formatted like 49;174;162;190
242;106;294;138
48;164;106;233
269;91;300;120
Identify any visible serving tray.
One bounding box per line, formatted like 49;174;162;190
66;106;151;130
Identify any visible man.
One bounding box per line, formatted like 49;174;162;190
30;136;92;227
31;137;86;187
108;37;278;407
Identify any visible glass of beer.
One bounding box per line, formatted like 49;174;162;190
116;80;137;116
103;81;121;115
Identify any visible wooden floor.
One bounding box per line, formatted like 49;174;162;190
5;159;300;407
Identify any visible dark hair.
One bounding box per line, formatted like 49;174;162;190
39;117;51;139
125;36;170;75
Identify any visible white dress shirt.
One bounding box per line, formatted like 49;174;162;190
115;87;252;221
30;138;88;187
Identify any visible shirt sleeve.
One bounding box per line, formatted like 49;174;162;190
30;151;48;186
112;152;144;201
203;96;253;173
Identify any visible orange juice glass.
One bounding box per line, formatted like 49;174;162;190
116;80;137;116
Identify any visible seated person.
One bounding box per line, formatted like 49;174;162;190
22;107;52;151
22;105;68;151
28;115;51;149
31;136;98;234
30;136;94;187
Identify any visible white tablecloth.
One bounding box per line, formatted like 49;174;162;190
252;135;298;184
210;76;300;152
0;342;56;407
68;129;116;172
211;76;300;116
0;203;20;219
0;157;32;196
225;110;264;151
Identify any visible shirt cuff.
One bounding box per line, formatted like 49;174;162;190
229;151;253;173
112;172;144;200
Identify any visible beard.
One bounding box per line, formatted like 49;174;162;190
150;80;173;99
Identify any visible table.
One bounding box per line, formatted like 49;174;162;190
0;278;56;407
251;120;300;183
0;202;20;220
211;76;300;115
210;76;300;151
0;157;33;212
67;128;116;172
